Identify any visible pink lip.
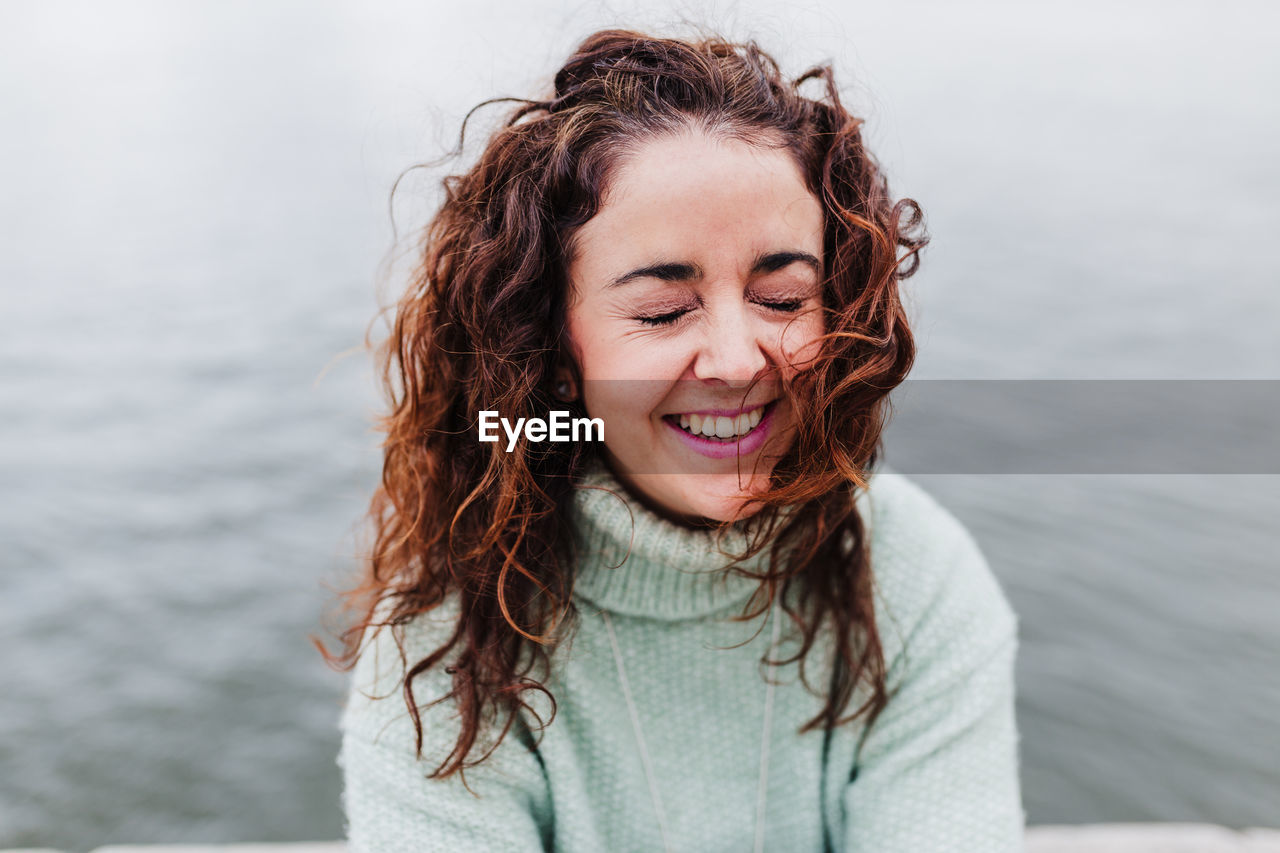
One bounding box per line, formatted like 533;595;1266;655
661;401;778;460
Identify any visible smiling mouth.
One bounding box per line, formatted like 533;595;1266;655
663;401;776;442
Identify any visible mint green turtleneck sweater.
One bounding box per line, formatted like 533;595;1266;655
338;464;1024;852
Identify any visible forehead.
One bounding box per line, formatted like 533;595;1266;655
569;131;823;277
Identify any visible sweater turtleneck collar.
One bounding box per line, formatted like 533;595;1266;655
568;457;780;621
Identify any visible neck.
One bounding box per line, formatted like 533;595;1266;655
568;457;777;620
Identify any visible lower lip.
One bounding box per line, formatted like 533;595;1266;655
661;402;778;460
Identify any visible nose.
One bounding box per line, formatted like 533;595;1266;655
690;303;769;387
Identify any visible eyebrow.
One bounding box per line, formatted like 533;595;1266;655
607;249;822;288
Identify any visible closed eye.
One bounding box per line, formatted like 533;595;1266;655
757;298;805;313
634;309;692;327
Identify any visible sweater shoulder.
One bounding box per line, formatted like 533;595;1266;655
857;470;1019;661
340;597;469;744
340;596;552;759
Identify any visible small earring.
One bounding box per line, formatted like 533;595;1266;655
555;380;571;400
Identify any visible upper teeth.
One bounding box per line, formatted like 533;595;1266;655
677;406;765;439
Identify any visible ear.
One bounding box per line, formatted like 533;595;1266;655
551;326;581;402
552;364;578;402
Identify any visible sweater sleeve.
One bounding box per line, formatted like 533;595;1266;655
842;513;1024;853
337;604;553;853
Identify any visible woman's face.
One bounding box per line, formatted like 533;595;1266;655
564;129;825;524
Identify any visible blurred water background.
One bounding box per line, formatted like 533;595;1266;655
1;0;1277;848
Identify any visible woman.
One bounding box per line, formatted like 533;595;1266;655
327;27;1023;852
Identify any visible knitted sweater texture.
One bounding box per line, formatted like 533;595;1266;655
338;465;1024;852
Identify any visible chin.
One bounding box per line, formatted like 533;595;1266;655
619;470;772;525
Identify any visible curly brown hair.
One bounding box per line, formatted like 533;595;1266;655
318;25;926;782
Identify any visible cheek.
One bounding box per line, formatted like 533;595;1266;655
579;380;666;437
777;311;826;370
572;323;687;383
566;315;616;383
566;301;628;376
